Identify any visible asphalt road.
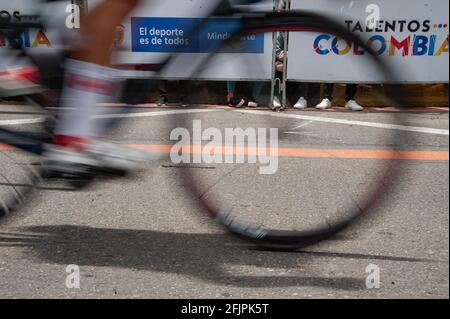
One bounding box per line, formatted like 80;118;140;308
0;104;448;299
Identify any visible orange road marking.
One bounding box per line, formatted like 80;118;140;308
1;143;448;161
0;144;15;151
127;144;449;161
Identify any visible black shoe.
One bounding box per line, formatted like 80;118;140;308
157;95;168;106
179;96;191;108
228;97;245;108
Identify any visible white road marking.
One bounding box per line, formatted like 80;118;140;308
94;108;219;119
0;109;219;126
292;121;314;130
234;110;450;136
284;131;307;135
1;108;448;137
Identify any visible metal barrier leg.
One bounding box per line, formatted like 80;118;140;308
282;30;288;108
270;0;280;109
271;0;290;109
270;30;277;109
281;0;291;109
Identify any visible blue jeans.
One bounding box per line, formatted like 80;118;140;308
227;81;264;100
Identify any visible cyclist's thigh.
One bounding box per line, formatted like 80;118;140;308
72;0;140;64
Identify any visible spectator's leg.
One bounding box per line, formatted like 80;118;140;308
251;82;264;100
227;81;237;102
299;83;309;99
324;83;334;101
178;80;191;107
308;83;320;103
157;80;168;105
316;83;334;109
345;84;358;102
247;82;264;107
227;81;245;107
158;80;167;95
293;83;309;108
345;84;364;111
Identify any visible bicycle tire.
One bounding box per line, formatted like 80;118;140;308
168;10;408;250
0;96;51;222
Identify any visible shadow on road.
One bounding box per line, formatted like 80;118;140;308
0;225;433;291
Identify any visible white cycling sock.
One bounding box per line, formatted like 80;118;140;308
56;59;119;142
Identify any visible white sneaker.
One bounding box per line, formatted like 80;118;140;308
248;101;258;108
44;141;152;174
345;100;364;111
86;140;152;171
228;97;245;108
272;97;282;109
294;97;308;109
44;145;99;175
316;98;332;110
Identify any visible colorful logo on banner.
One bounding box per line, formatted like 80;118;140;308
131;17;264;53
314;19;449;57
0;10;52;48
0;29;52;48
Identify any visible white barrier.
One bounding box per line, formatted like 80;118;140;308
1;0;275;80
287;0;449;83
111;0;275;80
2;0;448;83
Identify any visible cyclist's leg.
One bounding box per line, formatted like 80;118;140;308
49;0;147;171
72;0;139;66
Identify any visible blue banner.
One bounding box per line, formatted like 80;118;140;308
131;17;265;54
